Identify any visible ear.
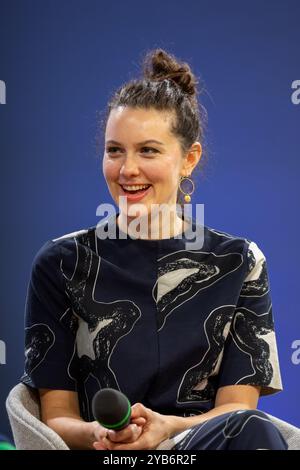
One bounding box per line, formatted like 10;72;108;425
181;142;202;177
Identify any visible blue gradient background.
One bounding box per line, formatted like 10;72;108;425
0;0;299;440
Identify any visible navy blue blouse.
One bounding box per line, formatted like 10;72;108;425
21;214;283;422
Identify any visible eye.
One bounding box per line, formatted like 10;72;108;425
106;146;123;155
140;147;159;155
105;146;159;156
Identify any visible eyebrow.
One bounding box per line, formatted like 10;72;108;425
105;139;165;146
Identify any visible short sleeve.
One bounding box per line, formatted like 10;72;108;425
217;241;283;396
20;240;78;391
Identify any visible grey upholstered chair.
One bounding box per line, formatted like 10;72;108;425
6;383;300;450
6;383;68;450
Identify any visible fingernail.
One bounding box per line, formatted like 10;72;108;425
108;430;116;437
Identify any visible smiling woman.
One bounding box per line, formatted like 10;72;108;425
20;48;287;451
100;49;207;238
102;105;202;236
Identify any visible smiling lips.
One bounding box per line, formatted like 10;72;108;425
119;184;152;201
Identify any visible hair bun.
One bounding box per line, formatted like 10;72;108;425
142;48;198;97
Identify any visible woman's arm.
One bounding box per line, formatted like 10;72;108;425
39;388;146;450
101;384;261;450
39;389;105;450
167;384;261;436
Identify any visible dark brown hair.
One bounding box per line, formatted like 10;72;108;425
99;48;208;206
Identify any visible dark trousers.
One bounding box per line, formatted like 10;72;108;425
174;410;288;450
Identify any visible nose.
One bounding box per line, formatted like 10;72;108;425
119;154;140;178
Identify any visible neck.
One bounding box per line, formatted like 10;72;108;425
117;206;187;240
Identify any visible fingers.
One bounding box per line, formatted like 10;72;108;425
93;430;109;451
101;436;146;451
108;423;142;443
131;403;148;417
93;422;109;442
131;417;147;426
93;403;151;451
103;424;142;448
93;441;107;450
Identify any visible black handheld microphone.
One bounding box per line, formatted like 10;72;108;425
92;388;131;431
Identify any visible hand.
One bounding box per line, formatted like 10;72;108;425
98;403;172;450
92;413;147;450
91;421;109;450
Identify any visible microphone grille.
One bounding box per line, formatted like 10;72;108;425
92;388;131;429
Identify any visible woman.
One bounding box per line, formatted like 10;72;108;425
21;48;287;450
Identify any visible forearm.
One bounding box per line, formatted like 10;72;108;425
45;415;98;450
167;402;254;437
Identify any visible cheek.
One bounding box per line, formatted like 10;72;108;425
103;159;120;181
146;162;177;184
154;165;180;188
156;156;182;182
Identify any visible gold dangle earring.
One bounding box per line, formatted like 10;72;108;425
179;175;195;203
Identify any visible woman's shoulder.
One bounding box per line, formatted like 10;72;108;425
202;223;267;274
32;226;96;270
196;222;251;252
202;223;250;242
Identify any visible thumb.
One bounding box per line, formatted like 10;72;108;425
131;402;149;420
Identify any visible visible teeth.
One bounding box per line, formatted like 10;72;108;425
122;184;150;191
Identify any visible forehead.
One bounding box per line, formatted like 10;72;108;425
105;106;175;142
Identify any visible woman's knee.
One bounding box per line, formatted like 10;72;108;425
223;409;272;438
225;409;287;449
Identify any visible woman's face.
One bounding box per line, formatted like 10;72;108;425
103;106;197;219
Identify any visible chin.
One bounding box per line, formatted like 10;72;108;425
126;205;151;219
